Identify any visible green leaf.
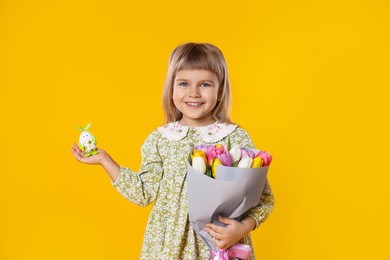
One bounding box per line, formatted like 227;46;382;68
93;135;97;145
84;123;91;131
206;168;212;178
188;155;192;165
77;126;83;132
228;137;232;151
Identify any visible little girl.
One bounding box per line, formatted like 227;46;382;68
71;42;274;259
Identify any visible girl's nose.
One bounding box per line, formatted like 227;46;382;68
188;85;201;98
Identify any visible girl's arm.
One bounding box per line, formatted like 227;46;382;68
72;130;163;207
111;130;164;207
71;143;120;182
245;179;275;228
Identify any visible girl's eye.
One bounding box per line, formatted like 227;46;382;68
200;83;211;87
179;82;189;87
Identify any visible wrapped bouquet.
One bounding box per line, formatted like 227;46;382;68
187;141;272;259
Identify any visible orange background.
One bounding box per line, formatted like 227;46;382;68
1;0;389;259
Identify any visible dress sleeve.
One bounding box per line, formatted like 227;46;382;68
246;178;275;229
112;130;163;207
229;127;275;229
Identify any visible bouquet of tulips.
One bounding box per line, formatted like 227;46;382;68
187;141;272;259
190;141;272;178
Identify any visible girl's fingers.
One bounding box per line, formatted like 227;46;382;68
71;149;82;161
204;227;223;240
71;145;103;165
205;223;225;234
214;238;228;250
218;216;234;225
73;143;83;153
71;144;87;162
73;147;83;157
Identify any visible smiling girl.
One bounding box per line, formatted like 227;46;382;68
71;42;274;259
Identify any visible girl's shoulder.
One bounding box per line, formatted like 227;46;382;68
155;121;248;143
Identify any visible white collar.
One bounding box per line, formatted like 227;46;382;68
157;121;237;142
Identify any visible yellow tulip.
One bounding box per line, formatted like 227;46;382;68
252;156;263;168
191;149;207;165
212;158;223;178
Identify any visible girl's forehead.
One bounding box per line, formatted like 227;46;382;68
175;69;218;79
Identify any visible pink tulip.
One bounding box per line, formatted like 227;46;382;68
256;150;272;166
256;151;264;158
196;144;210;155
264;153;272;166
241;148;249;158
218;151;232;167
216;149;224;156
222;143;228;152
241;148;255;159
207;149;217;166
247;150;255;159
215;144;225;155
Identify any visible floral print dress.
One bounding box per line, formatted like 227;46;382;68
112;121;274;259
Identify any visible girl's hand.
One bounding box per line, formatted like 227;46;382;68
71;143;120;182
204;216;256;250
71;143;106;165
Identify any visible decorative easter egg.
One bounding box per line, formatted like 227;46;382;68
77;123;98;156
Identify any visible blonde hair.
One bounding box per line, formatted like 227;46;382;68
162;42;232;124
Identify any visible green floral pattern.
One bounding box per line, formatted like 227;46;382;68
113;123;274;259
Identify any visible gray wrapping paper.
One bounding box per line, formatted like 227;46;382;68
187;161;269;252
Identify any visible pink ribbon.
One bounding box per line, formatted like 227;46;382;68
210;244;252;260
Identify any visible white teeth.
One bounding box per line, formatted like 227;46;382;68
186;102;203;107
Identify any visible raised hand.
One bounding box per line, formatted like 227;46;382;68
71;143;121;182
71;143;105;165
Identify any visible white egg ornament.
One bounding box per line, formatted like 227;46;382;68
77;123;98;156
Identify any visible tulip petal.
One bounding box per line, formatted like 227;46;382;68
192;156;206;174
229;146;242;163
237;156;253;168
212;158;223;178
252;156;263;168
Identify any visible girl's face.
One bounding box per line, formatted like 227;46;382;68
173;69;219;127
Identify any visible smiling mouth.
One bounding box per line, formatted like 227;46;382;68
185;102;204;107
